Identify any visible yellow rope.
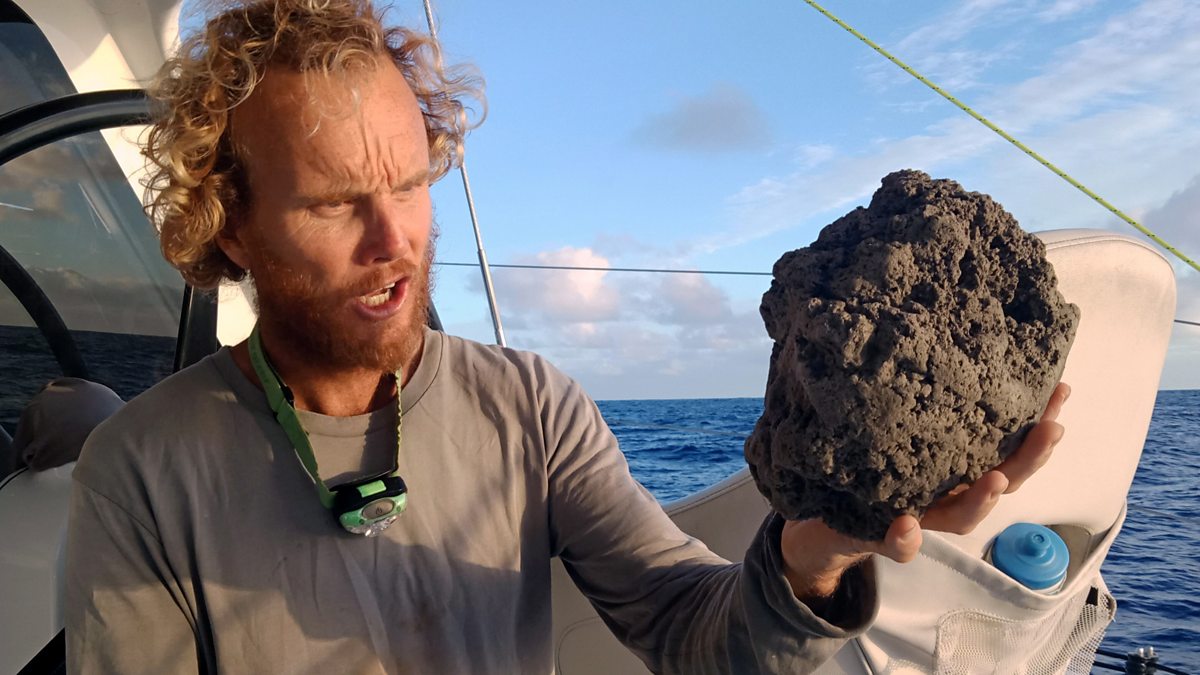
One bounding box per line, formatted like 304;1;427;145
801;0;1200;274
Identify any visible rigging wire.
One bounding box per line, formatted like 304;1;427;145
433;262;1200;328
435;261;770;276
421;0;507;347
799;0;1200;276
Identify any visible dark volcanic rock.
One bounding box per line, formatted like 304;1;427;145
744;170;1079;541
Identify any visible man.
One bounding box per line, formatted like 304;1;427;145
65;1;1067;673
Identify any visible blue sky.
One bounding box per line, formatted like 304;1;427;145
365;0;1200;399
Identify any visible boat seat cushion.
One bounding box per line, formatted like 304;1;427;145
13;377;123;471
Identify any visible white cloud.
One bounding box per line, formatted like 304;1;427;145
1037;0;1103;22
891;0;1012;54
533;316;772;401
862;0;1022;93
644;274;734;326
965;102;1200;235
793;143;837;169
631;83;771;153
688;116;994;255
1141;173;1200;257
617;0;1200;393
989;2;1200;130
475;244;773;398
863;0;1103;95
1177;276;1200;323
483;246;620;323
1161;271;1200;390
713;0;1200;256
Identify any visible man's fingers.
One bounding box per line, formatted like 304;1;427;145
990;383;1068;494
920;471;1008;535
997;420;1062;494
799;383;1071;568
879;515;923;563
1039;382;1071;423
785;516;924;567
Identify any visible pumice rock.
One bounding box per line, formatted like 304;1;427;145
744;170;1079;541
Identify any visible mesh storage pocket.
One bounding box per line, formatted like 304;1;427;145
933;584;1115;675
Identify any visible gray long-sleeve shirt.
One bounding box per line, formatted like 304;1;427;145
66;329;878;674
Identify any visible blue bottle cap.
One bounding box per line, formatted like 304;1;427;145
990;523;1069;590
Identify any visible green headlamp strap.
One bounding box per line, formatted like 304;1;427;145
247;324;403;511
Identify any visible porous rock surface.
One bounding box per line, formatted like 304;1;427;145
744;170;1079;541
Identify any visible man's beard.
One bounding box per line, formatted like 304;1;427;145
248;232;437;375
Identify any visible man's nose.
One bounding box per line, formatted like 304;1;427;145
359;195;414;263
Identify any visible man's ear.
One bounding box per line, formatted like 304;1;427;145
216;220;253;272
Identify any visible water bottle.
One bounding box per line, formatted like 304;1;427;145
986;523;1069;593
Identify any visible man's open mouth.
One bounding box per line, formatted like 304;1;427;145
359;282;398;307
353;277;410;318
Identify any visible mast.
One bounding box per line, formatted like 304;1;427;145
421;0;507;347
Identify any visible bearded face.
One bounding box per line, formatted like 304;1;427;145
221;61;438;379
248;228;436;375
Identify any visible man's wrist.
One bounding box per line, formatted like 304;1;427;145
779;519;870;603
784;559;847;601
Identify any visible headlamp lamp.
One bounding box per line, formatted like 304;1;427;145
333;475;409;536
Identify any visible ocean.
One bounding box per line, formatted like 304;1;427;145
599;393;1200;671
0;325;176;431
0;324;1194;670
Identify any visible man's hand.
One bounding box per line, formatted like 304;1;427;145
779;382;1071;603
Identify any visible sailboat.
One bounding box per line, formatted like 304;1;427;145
0;0;1191;673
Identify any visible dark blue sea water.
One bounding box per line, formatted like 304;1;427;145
0;324;175;432
599;392;1200;672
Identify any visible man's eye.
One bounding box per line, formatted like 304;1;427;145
311;200;352;216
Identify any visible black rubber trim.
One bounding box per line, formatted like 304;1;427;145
175;286;220;371
0;243;87;378
0;89;150;166
16;628;64;675
0;0;35;25
0;465;27;490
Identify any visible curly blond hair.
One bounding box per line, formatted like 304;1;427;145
143;0;483;289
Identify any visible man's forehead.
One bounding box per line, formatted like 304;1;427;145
297;167;432;200
231;61;429;187
235;61;414;132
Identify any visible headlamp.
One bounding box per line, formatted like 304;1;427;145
248;324;408;536
333;475;409;536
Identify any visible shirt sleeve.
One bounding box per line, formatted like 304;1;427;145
543;369;878;674
65;480;209;675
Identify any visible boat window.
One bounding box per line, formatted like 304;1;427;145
0;125;182;673
0;128;183;443
0;1;77;115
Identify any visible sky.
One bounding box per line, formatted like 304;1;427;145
356;0;1200;400
21;0;1188;397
